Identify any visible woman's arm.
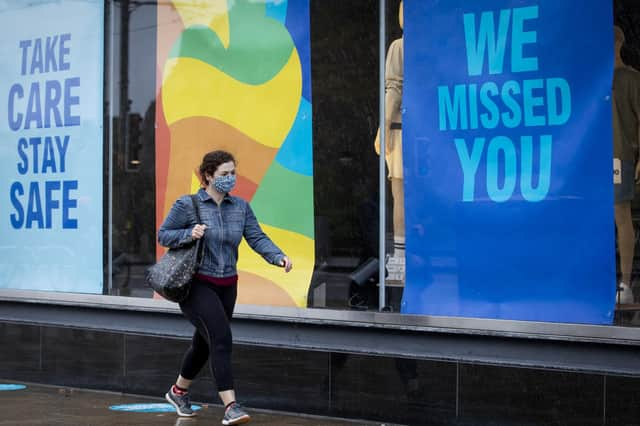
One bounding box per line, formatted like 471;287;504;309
242;202;285;266
158;197;195;248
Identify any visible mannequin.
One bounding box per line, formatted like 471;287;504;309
375;1;405;284
613;25;640;304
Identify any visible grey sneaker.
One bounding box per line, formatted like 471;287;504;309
222;402;251;425
165;387;196;417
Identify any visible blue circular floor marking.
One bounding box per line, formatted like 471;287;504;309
0;384;26;391
109;403;202;413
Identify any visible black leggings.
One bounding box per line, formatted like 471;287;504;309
178;280;237;392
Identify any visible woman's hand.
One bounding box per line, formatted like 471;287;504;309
280;256;293;273
191;224;207;240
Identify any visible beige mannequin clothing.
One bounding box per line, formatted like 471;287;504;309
374;37;405;282
375;1;405;286
375;37;404;180
391;178;405;240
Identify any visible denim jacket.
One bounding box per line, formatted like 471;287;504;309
158;189;285;278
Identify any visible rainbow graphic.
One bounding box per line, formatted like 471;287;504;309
155;0;314;307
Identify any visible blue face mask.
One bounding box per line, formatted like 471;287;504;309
213;174;236;193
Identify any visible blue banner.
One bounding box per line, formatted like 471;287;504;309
0;1;104;293
401;1;615;324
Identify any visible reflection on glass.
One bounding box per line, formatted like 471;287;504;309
306;1;385;312
109;0;157;297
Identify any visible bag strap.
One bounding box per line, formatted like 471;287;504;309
190;194;205;266
190;194;202;223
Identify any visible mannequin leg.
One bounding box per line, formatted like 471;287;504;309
615;202;635;285
387;178;406;289
391;178;405;257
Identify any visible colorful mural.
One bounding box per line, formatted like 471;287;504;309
155;0;314;307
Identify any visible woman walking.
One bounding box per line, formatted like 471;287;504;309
158;150;293;425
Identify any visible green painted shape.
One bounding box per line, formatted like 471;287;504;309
169;1;294;85
250;161;314;239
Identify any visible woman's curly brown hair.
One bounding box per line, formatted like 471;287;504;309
199;150;236;186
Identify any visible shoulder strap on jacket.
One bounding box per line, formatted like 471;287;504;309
189;194;202;223
189;194;205;265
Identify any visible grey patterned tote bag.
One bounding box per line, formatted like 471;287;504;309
145;195;204;302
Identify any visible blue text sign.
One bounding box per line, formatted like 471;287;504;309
402;1;615;324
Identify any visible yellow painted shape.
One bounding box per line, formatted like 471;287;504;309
162;51;302;149
210;8;230;49
173;0;230;48
237;224;314;307
190;172;201;194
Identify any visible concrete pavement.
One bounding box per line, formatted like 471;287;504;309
0;381;386;426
